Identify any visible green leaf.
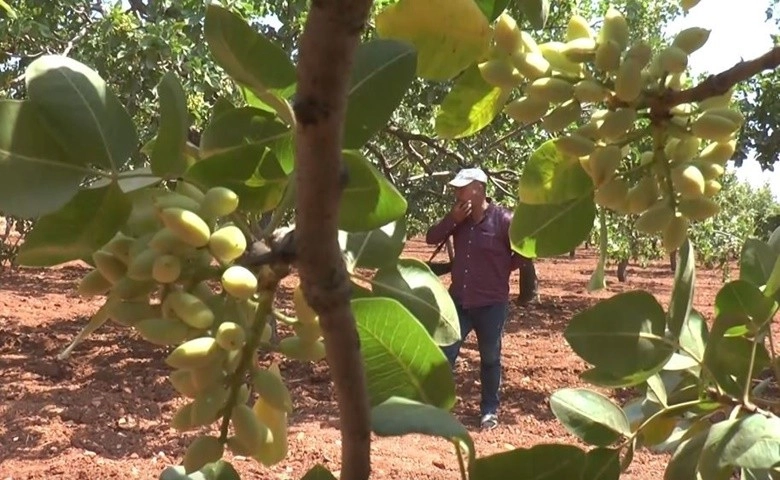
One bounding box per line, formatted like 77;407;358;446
371;396;475;465
151;72;192;178
352;297;456;409
509;194;596;258
564;291;675;386
434;64;510;139
739;238;778;288
663;426;710;480
370;257;460;346
474;0;510;21
678;308;708;365
715;280;776;330
703;311;771;398
375;0;491;81
762;255;780;300
199;106;290;158
518;140;593;205
16;181;131;267
549;388;631;447
185;145;289;213
25;55;137;171
204;3;296;92
668;238;695;337
716;414;780;471
340;150;408;232
517;0;550;29
338;218;407;270
0;99;85;218
470;444;587;480
582;448;621;480
300;465;337;480
344;39;417;149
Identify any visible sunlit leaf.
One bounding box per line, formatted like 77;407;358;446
338;218;407;270
375;0;491;80
434;64;510;139
352;297;456;409
518;139;593;205
370;257;460;346
510;194;596;258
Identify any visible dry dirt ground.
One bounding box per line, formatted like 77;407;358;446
0;237;755;479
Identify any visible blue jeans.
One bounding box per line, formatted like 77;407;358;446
442;301;508;416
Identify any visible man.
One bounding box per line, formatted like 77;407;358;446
425;167;527;430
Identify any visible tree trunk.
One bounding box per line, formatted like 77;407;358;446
517;258;538;304
569;249;576;258
669;250;677;272
617;259;628;282
293;1;374;479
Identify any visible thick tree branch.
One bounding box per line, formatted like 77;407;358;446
661;45;780;108
292;1;373;479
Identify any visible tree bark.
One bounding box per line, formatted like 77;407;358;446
292;1;374;480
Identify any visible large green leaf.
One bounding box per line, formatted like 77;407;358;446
0;99;85;218
509;194;596;258
25;55;137;172
185;145;289;213
664;426;710;480
517;139;593;205
434;64;510;139
16;181;131;267
352;297;456;409
375;0;491;81
204;3;296;93
564;291;675;386
668;239;695;337
474;0;510;21
344;39;417;149
338;217;407;270
199;106;290;158
151;72;191;178
371;396;475;465
370;257;460;346
740;238;778;288
703;312;771;397
549;388;632;447
678;308;708;366
470;444;587;480
339;150;408;232
715;414;780;471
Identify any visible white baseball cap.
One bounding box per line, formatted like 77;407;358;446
448;167;488;187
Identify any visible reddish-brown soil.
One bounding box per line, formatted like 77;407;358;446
0;237;756;479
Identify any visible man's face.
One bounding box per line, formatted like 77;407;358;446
454;181;483;204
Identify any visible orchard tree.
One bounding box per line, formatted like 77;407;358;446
2;2;780;480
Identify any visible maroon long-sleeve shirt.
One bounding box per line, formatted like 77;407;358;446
425;202;525;309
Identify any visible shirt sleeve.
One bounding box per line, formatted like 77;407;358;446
425;213;458;245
